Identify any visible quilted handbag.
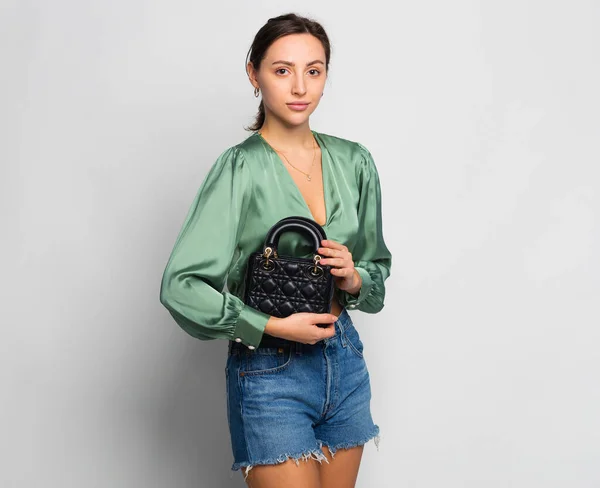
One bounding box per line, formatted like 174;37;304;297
243;216;335;324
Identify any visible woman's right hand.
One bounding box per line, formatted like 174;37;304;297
264;313;338;345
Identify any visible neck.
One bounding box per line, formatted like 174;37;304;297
258;119;315;152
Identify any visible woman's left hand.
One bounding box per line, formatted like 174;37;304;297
318;239;362;295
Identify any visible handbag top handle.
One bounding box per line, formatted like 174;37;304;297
263;218;325;256
275;216;327;242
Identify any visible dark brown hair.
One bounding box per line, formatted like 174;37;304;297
244;13;332;132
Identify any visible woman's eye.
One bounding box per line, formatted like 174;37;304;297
275;68;321;76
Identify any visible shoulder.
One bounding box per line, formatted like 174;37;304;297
207;135;259;174
315;131;374;164
233;131;264;158
213;133;267;176
313;130;363;157
199;139;255;187
315;131;378;181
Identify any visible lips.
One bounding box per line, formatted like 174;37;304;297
287;102;310;111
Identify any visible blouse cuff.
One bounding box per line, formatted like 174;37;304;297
232;305;271;349
338;266;375;310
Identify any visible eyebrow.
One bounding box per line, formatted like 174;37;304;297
271;60;325;67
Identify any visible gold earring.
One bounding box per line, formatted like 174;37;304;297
254;87;260;97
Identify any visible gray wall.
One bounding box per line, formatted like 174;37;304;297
2;0;599;486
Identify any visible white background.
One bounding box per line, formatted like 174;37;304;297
2;1;599;487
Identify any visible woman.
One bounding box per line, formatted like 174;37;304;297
159;12;392;488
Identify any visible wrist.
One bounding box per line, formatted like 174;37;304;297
264;316;283;336
345;269;362;296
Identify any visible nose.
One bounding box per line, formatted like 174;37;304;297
291;72;307;96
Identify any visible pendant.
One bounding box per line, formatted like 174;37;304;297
307;175;311;181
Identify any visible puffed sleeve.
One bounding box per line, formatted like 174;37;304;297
337;142;393;313
159;146;271;348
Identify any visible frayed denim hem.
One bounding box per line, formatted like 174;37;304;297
317;424;381;459
232;447;330;481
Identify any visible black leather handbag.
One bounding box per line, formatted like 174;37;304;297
243;216;335;324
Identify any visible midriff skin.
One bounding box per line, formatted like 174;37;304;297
330;293;343;317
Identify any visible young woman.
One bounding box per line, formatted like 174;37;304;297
160;13;392;488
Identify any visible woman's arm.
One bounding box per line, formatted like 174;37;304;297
159;146;271;349
336;143;392;313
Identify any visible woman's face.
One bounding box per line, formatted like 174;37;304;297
248;33;327;128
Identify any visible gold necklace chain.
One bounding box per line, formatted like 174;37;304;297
259;131;317;181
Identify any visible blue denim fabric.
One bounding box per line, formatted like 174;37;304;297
224;308;380;478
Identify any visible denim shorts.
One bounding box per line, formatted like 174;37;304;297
224;308;380;478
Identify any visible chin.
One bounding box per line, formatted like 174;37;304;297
288;118;312;128
268;106;316;127
276;114;310;128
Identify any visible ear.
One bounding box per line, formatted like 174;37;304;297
247;61;258;87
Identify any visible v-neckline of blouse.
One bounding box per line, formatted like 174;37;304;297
256;130;330;228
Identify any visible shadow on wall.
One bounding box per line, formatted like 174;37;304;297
152;340;246;488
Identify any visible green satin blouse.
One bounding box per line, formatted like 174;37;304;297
159;130;392;349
